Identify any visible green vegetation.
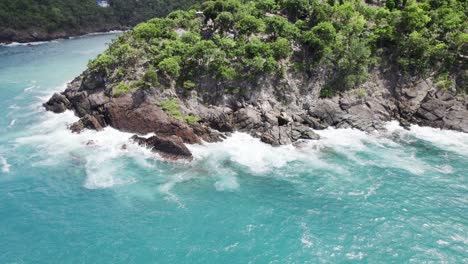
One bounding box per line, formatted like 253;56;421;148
87;0;467;97
159;98;199;123
0;0;203;38
184;115;200;124
160;98;183;119
143;66;159;86
113;82;132;96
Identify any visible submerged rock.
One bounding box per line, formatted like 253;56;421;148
131;134;193;160
70;114;104;133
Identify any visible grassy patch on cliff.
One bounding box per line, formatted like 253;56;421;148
112;83;133;96
159;98;199;123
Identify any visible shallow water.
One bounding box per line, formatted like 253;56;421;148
0;34;467;263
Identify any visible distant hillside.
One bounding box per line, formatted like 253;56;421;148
0;0;203;43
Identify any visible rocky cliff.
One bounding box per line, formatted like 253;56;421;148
44;67;468;160
43;0;468;160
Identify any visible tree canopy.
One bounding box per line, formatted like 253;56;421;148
86;0;467;96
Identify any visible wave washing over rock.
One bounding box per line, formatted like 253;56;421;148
2;25;467;264
44;67;468;160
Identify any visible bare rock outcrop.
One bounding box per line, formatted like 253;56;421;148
131;134;193;160
43;68;467;161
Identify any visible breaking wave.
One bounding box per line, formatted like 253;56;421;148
0;156;10;173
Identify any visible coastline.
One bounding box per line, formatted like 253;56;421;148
0;26;128;45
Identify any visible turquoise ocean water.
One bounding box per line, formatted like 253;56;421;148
0;34;467;263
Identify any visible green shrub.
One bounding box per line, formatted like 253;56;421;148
143;67;159;86
270;38;291;59
88;52;115;72
183;80;197;90
355;88;367;99
320;86;334;98
159;98;183;119
264;15;298;39
236;15;265;36
215;12;235;32
158;57;181;78
159;98;199;123
219;67;237;81
184;115;200;124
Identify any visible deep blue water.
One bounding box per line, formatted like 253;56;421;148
0;34;467;263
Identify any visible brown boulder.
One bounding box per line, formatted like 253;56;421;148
43;93;71;113
131;134;193;160
70;114;104;133
104;94;201;144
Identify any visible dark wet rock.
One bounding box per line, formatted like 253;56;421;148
301;115;327;130
131;134;193;160
260;132;277;145
102;94;200;144
277;113;292;126
70;114;104;133
44;66;467;161
189;122;225;143
80;72;106;91
292;125;320;140
413;92;468;133
260;126;289;145
43;93;71;113
198;107;234;132
308;99;345;127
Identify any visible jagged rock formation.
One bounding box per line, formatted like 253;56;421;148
42;0;467;160
44;68;467;160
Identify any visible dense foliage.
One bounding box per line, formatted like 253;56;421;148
0;0;202;33
87;0;467;97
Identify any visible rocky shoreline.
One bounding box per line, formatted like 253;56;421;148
44;68;468;160
0;25;127;44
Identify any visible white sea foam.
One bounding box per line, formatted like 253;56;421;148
346;251;365;260
0;40;58;47
0;30;123;47
8;119;16;128
13;97;467;193
84;30;126;36
158;172;192;208
385;121;468;156
300;235;313;248
15;110;153;189
187;125;439;177
189;132;334;174
223;242;239;251
307;126;428;175
0;156;11;173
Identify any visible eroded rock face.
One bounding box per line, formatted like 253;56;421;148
103;94;200;144
43;69;467;161
413;91;468;133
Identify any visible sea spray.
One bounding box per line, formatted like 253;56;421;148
0;156;10;173
1;36;467;263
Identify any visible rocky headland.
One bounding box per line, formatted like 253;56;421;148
43;0;467;160
44;67;467;160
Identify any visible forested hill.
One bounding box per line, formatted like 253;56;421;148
0;0;203;43
88;0;467;93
